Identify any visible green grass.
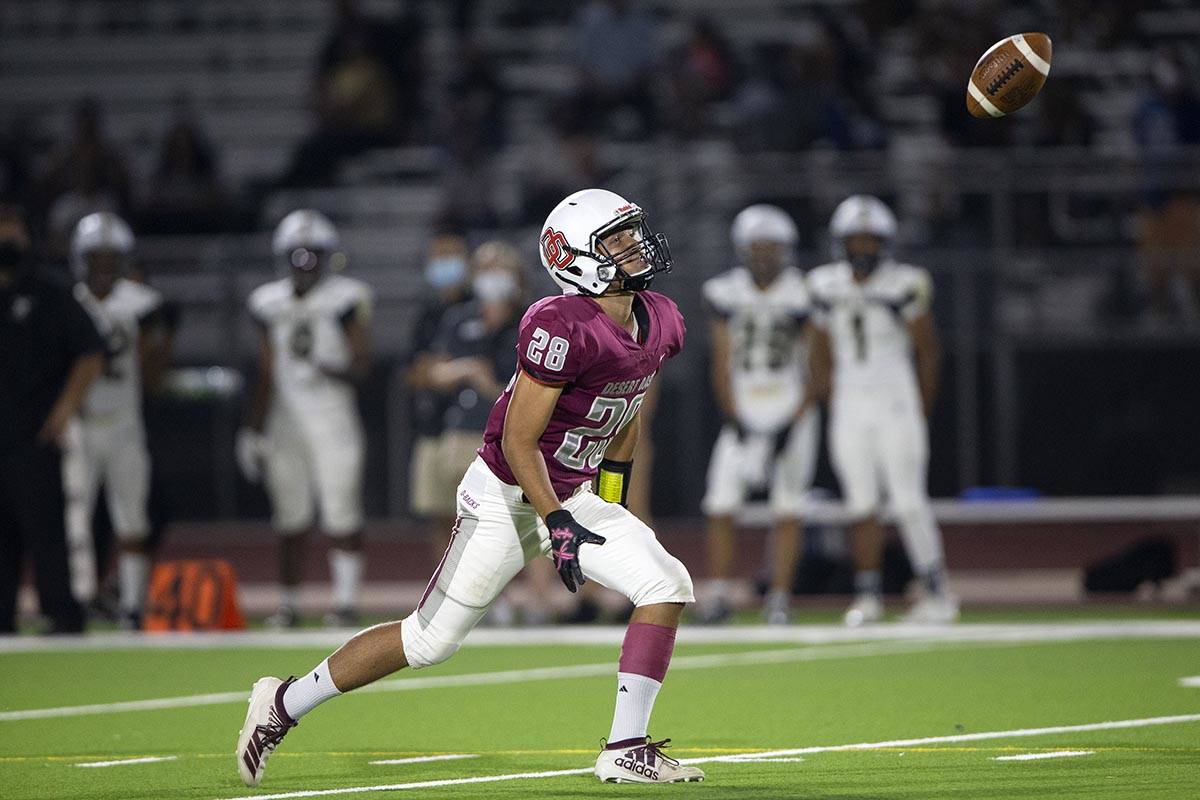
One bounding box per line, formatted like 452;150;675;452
2;622;1199;799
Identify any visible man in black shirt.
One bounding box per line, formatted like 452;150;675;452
405;231;472;566
0;205;104;634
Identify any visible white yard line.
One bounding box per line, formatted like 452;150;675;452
75;755;178;768
699;714;1200;764
6;621;1199;722
993;750;1095;762
3;620;1200;653
218;714;1200;800
0;640;943;722
369;755;477;766
1179;676;1200;687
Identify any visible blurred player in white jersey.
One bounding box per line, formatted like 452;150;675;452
807;195;956;625
699;205;823;624
63;212;170;628
237;210;373;627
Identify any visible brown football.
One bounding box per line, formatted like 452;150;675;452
966;32;1053;118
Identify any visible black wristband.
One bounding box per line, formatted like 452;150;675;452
597;458;633;506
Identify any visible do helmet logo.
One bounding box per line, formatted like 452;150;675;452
540;228;575;270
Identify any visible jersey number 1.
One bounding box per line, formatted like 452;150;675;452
851;311;867;361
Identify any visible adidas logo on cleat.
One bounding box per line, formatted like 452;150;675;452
615;757;658;780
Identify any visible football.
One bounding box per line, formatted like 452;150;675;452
966;32;1053;118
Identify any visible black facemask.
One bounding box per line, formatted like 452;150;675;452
849;252;881;275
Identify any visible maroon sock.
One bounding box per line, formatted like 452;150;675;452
618;622;677;681
605;622;677;750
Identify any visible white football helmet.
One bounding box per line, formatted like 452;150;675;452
539;188;672;296
70;212;134;279
731;204;798;257
272;209;341;271
829;195;897;271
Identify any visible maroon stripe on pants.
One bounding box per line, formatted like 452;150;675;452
418;517;460;612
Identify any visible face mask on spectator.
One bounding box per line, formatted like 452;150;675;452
473;271;518;303
425;255;467;289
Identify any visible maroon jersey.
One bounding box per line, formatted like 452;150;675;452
479;291;685;499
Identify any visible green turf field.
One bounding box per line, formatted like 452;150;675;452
2;621;1198;799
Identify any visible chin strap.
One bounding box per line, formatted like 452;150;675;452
597;459;633;506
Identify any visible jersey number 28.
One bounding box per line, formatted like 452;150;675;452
526;326;570;372
555;393;645;470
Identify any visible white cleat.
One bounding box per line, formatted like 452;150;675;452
901;594;960;625
236;676;297;787
595;738;705;783
843;594;883;627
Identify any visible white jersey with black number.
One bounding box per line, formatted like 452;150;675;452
702;266;811;433
248;274;373;422
74;278;163;422
806;259;931;396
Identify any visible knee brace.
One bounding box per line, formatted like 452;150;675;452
400;612;463;670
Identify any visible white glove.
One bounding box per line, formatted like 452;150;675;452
235;428;267;483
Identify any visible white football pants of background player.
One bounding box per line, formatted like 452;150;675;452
263;406;365;613
62;416;151;615
829;383;945;578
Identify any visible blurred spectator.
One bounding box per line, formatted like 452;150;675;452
438;41;507;230
281;0;419;186
317;0;422;139
521;101;608;226
733;40;854;151
665;18;737;136
424;240;525;487
0;114;37;206
568;0;659;139
440;138;501;232
1133;48;1200;153
414;240;527;625
444;40;506;155
1032;79;1096;147
1056;0;1136;52
1135;193;1200;321
139;95;226;234
41;99;132;259
1133;48;1200;318
405;229;474;552
45;159;121;266
42;98;131;209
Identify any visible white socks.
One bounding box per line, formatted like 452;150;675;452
854;569;882;599
280;585;300;613
329;549;364;611
607;672;662;744
118;552;148;614
282;658;342;721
